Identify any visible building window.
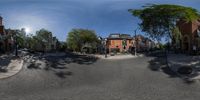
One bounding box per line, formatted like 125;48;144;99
111;40;115;45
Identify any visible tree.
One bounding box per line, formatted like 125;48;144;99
67;29;98;52
4;28;27;49
129;4;200;42
25;29;55;52
57;41;68;52
16;29;26;48
172;27;182;49
36;29;52;42
35;29;53;51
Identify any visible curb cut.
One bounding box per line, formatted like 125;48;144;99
0;59;24;79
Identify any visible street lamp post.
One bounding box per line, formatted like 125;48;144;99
42;39;47;54
14;35;18;57
134;29;137;56
104;38;107;58
98;37;102;54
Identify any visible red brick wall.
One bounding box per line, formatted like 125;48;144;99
107;39;132;52
0;26;4;34
177;21;192;36
177;20;200;52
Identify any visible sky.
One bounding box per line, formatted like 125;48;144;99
0;0;200;41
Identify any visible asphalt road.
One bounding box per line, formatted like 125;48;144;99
0;53;200;100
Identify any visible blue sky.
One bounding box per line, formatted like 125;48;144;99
0;0;200;41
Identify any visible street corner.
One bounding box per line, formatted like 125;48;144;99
0;58;24;79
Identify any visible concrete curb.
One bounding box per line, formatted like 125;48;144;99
94;54;144;60
0;59;24;79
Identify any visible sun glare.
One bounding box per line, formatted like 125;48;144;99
25;27;31;33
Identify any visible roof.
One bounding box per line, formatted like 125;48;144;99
108;33;132;39
177;19;200;27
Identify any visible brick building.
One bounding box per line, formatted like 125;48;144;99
107;34;133;53
134;35;155;52
105;34;155;53
177;19;200;53
0;16;16;53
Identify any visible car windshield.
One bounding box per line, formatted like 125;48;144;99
0;0;200;100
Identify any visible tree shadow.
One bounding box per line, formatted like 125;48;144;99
27;63;42;69
27;52;98;78
44;60;73;78
183;79;196;84
0;55;13;72
148;51;199;84
27;59;72;79
148;51;177;78
55;71;72;78
42;52;99;66
148;57;177;78
65;53;99;65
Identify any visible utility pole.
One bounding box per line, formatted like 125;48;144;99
14;34;18;57
134;29;137;56
104;38;107;58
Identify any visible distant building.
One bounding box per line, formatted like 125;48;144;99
107;34;133;53
134;35;155;52
98;33;155;54
0;16;5;53
177;19;200;53
0;16;15;53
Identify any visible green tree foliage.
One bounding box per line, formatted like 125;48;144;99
32;29;53;51
129;4;200;41
67;29;98;52
16;29;26;48
36;29;53;43
57;42;68;52
172;27;182;48
25;29;59;51
3;29;26;49
1;28;60;52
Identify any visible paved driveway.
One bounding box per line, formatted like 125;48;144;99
0;53;200;100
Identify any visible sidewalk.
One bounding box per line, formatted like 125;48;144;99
0;55;24;79
167;53;200;80
93;53;144;60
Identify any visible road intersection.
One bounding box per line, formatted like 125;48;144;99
0;52;200;100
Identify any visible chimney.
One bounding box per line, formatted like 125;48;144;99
0;16;2;26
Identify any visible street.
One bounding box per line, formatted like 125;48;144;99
0;53;200;100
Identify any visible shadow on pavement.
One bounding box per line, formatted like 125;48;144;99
27;63;42;69
26;52;98;78
44;52;99;65
147;51;177;78
55;71;72;78
0;55;13;72
147;51;198;84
